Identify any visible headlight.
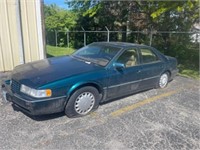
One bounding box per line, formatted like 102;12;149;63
20;84;52;98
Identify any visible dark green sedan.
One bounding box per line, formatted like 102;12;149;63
2;42;178;117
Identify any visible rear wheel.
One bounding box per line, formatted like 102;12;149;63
157;72;169;88
65;86;100;118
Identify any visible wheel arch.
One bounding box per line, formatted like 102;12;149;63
66;82;103;101
163;70;171;79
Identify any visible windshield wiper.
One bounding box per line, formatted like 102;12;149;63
84;57;98;64
72;55;98;64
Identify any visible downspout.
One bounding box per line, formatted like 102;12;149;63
40;0;46;58
16;0;25;64
35;0;45;59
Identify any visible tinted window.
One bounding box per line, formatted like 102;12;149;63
116;49;138;68
141;48;158;64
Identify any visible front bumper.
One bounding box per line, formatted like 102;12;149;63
2;83;67;115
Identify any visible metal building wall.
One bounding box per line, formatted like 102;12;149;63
0;0;45;72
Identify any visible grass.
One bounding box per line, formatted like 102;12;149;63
46;45;199;79
178;64;199;80
46;45;75;57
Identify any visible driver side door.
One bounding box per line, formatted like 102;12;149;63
106;47;142;99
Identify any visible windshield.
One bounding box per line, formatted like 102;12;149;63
72;43;121;66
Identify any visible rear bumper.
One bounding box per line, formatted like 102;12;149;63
170;68;179;80
2;83;67;115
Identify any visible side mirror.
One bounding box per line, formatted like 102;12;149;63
113;62;125;70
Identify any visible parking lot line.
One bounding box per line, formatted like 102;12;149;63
77;84;196;135
110;89;181;117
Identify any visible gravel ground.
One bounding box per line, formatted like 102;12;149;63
0;73;199;150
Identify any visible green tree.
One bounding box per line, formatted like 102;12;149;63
148;0;199;67
61;0;199;69
44;4;77;46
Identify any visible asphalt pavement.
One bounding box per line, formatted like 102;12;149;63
0;73;199;150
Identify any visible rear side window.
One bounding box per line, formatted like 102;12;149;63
140;48;159;64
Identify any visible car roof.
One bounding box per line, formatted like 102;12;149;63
92;42;150;49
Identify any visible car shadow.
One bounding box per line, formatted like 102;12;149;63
99;80;175;105
12;104;66;121
100;88;152;105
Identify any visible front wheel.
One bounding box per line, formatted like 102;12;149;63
157;72;169;89
65;86;100;118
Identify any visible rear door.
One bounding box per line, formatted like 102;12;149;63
106;47;142;99
138;47;165;89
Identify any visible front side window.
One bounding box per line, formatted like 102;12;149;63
140;48;158;64
116;49;138;68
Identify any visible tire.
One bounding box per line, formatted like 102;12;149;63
157;72;169;89
65;86;100;118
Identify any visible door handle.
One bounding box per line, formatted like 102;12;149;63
137;70;141;73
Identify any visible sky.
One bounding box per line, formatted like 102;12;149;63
44;0;68;9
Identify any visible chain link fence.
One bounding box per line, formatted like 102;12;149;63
46;28;200;72
46;27;199;48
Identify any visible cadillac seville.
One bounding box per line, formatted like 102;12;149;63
2;42;178;117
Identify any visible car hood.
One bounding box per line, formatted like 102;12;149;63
12;56;103;88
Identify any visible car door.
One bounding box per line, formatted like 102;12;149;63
139;47;165;90
106;47;142;99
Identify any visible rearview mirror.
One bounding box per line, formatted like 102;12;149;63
113;62;125;70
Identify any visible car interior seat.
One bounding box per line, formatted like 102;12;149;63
125;51;137;67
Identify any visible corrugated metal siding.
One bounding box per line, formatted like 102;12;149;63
0;37;4;71
20;0;40;63
0;0;20;71
0;0;45;72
